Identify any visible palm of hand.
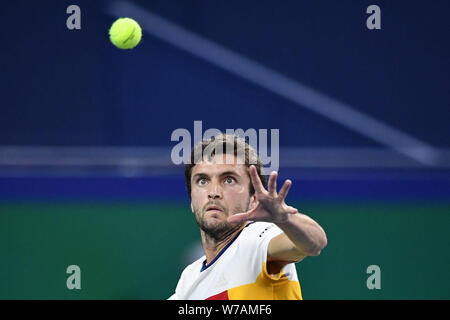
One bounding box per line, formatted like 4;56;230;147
227;166;298;224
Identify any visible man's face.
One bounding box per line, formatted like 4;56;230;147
190;155;255;241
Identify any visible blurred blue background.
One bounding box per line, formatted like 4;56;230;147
0;0;449;299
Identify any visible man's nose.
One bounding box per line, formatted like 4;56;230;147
208;183;223;200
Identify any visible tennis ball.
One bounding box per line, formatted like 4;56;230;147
109;18;142;49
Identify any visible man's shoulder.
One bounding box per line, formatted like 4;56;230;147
235;222;283;253
180;254;205;277
242;221;280;239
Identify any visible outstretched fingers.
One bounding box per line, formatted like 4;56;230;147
267;171;278;196
278;179;292;201
249;165;266;194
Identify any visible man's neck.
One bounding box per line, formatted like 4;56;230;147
201;223;247;265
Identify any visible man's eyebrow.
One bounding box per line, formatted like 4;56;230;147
192;173;209;180
192;170;241;180
219;171;240;177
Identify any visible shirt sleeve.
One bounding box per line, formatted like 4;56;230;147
167;292;179;300
239;222;284;279
167;265;189;300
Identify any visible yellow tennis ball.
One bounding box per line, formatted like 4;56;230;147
109;18;142;49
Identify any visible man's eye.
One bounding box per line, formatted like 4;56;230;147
198;179;208;186
225;177;235;184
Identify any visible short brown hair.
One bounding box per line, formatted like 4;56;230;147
184;134;267;199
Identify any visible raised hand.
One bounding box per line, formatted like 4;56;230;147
227;165;298;225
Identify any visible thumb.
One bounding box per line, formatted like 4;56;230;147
286;205;298;214
227;212;252;224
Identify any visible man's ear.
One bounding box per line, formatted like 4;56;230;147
190;202;194;213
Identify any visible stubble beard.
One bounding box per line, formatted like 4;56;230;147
193;200;250;243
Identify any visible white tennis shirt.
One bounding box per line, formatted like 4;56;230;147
169;222;302;300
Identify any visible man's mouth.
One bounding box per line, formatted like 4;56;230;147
206;205;224;212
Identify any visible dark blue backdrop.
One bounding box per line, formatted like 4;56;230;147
1;0;448;147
